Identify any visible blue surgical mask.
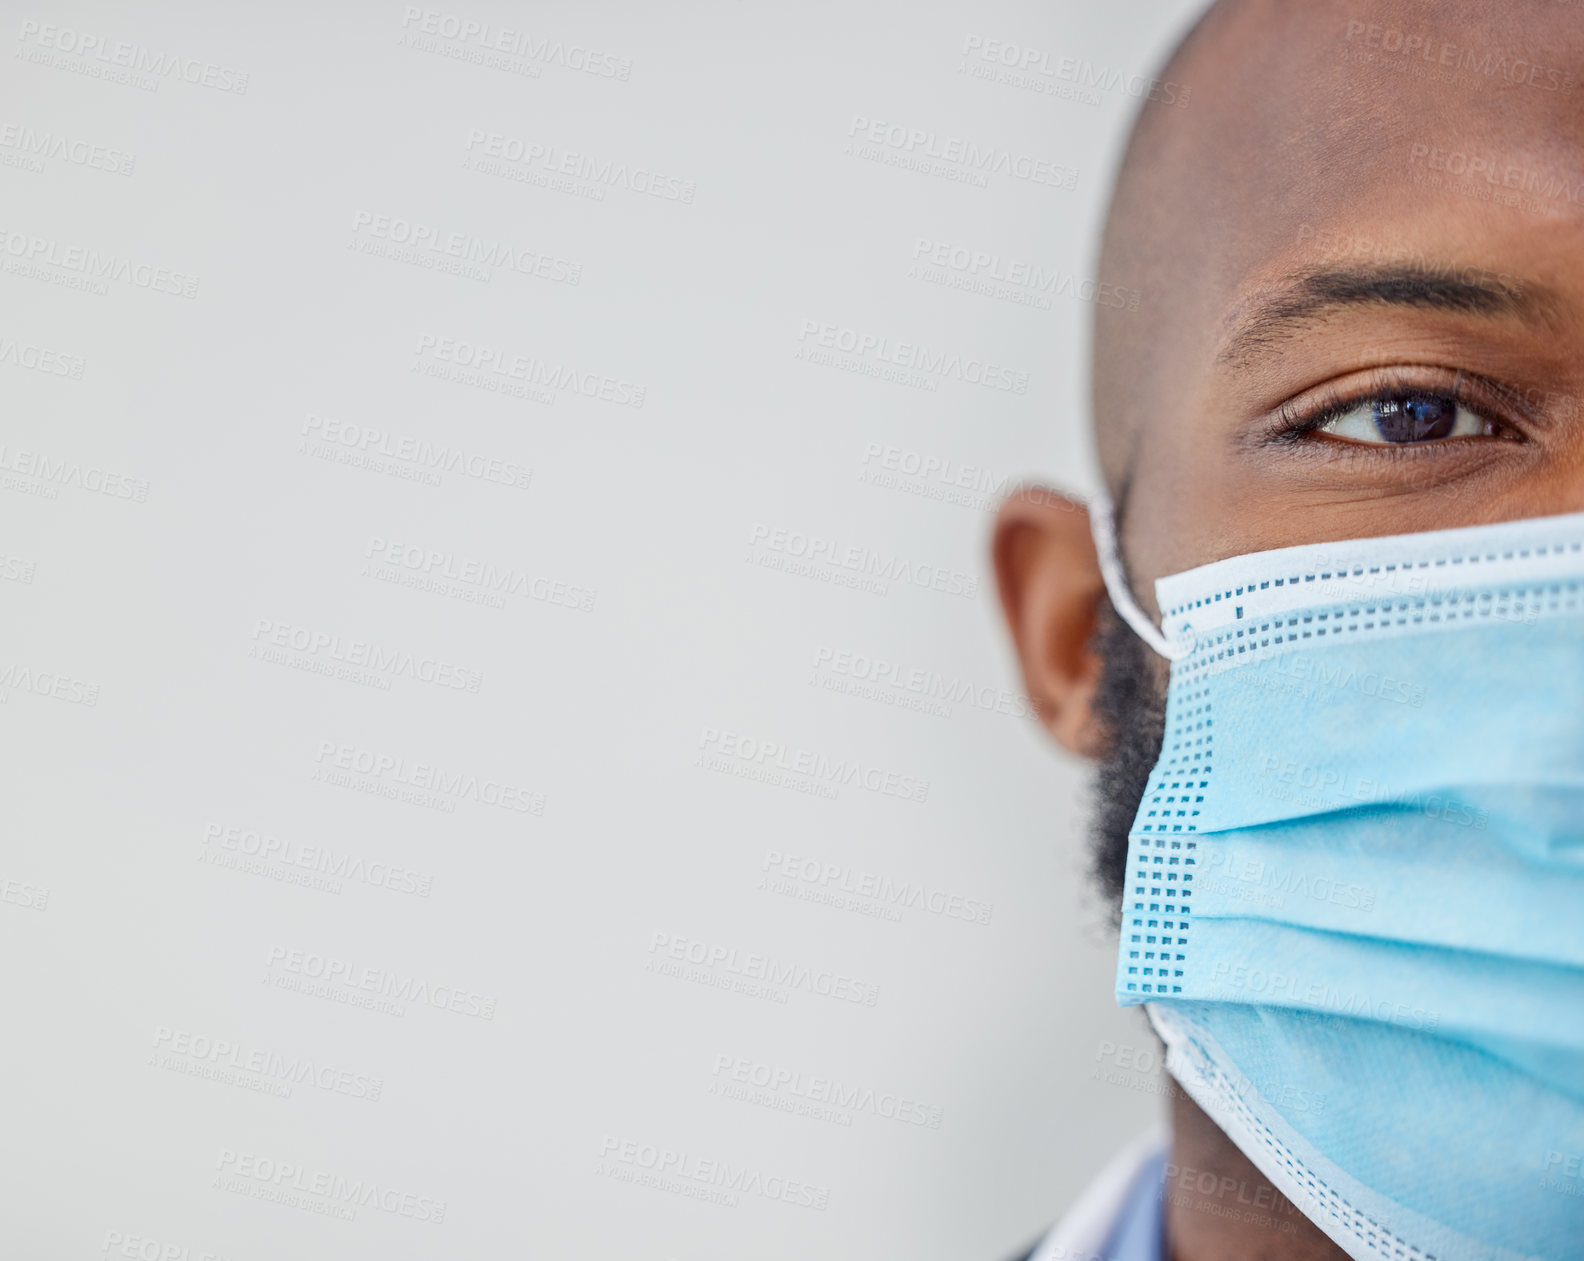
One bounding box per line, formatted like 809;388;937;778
1090;494;1584;1261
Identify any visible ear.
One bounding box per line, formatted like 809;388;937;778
991;486;1108;758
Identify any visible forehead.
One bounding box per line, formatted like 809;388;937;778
1173;0;1584;328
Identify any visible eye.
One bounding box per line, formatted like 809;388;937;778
1316;391;1494;445
1263;368;1532;457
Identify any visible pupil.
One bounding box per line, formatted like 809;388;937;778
1373;393;1457;442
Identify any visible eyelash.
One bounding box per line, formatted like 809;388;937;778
1268;368;1519;452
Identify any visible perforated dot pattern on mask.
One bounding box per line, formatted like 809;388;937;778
1121;683;1209;997
1161;539;1584;622
1174;581;1584;683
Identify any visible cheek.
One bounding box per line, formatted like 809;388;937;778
1120;458;1253;613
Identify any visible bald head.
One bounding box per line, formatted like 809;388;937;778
1092;0;1584;521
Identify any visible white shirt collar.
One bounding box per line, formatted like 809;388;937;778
1028;1125;1169;1261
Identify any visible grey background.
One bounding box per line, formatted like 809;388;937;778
0;1;1204;1256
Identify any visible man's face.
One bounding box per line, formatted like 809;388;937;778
992;0;1584;903
1122;0;1584;608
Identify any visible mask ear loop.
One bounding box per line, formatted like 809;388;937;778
1088;489;1192;662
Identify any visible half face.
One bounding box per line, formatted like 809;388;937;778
1115;0;1584;613
992;0;1584;900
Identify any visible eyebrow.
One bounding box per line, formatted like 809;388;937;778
1215;266;1557;367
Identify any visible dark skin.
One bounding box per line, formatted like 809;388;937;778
993;1;1584;1258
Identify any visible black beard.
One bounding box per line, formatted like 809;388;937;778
1087;602;1167;922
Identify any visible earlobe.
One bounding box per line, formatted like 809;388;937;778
991;487;1108;758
